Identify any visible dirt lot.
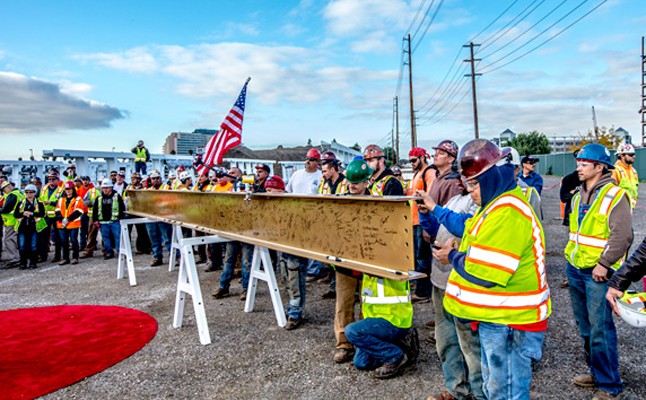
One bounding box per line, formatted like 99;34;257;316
1;175;646;400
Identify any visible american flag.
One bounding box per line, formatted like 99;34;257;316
197;78;250;175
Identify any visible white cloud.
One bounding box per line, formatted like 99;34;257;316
0;72;126;134
73;47;158;73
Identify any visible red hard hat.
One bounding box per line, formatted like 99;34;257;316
363;144;384;160
265;175;285;190
409;147;427;158
321;151;338;164
306;148;321;160
458;139;509;180
433;140;459;158
64;181;75;189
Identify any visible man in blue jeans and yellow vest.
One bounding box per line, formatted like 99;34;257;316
565;143;632;400
344;273;417;379
433;139;550;400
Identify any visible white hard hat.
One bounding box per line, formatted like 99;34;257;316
168;171;177;179
149;170;161;178
617;292;646;328
616;143;635;155
24;184;38;192
179;171;192;181
208;169;216;177
101;178;113;188
497;147;521;166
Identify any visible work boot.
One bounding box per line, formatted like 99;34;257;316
284;317;302;331
79;252;93;259
150;258;163;267
573;373;596;388
212;288;230;299
373;353;409;379
59;259;70;266
411;294;431;304
239;291;247;301
426;390;458;400
321;289;336;300
333;348;355;364
71;258;79;265
592;389;621;400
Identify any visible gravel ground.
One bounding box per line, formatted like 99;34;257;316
2;175;646;400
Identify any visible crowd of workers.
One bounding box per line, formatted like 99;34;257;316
1;138;645;400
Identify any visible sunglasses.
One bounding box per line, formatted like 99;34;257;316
25;190;36;193
394;173;402;177
306;158;319;162
48;178;58;181
409;158;418;163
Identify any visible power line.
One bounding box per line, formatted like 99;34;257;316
406;0;428;34
420;77;475;126
478;0;546;53
410;0;436;42
480;0;605;74
415;47;466;112
416;63;469;118
470;0;521;43
412;0;445;53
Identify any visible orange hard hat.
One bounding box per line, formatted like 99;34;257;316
363;144;384;160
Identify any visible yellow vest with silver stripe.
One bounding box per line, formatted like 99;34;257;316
134;147;147;162
443;187;551;325
369;175;401;196
565;183;627;270
614;162;638;209
38;184;64;218
317;177;349;195
361;275;413;329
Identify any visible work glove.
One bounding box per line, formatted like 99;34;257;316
62;218;68;228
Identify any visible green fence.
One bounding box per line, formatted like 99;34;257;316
534;147;646;179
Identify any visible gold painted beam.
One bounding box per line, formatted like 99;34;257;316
126;190;418;281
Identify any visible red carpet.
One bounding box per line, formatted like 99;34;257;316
0;305;158;400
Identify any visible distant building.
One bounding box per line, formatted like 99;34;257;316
614;127;631;145
547;136;583;153
492;129;516;147
163;129;218;155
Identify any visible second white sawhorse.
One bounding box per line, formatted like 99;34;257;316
172;228;286;345
117;217;156;286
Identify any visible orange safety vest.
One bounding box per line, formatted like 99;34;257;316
56;196;85;229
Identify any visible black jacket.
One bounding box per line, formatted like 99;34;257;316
608;236;646;291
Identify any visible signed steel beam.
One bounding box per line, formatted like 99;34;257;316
126;190;418;281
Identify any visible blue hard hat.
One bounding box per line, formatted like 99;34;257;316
576;143;614;169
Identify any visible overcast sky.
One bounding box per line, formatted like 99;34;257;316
0;0;643;160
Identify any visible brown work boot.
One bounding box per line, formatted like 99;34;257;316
573;373;596;388
79;252;93;259
321;289;336;300
411;294;430;304
150;258;163;267
592;390;621;400
71;258;79;265
373;353;409;379
427;390;458;400
284;317;302;331
333;347;355;364
58;259;70;265
212;288;230;299
239;291;247;301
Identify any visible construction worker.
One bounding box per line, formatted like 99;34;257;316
193;170;214;192
81;180;101;258
565;143;632;400
253;164;270;193
0;181;25;268
132;140;150;175
517;155;543;195
113;171;127;196
406;147;437;303
500;147;542;219
391;165;405;184
14;184;46;269
330;159;371;364
38;170;64;263
62;164;77;182
417;182;483;400
364;144;404;196
211;169;233;192
434;139;550;399
606;235;646;313
168;171;180;190
612;143;638;209
93;178;125;260
176;171;193;191
77;176;93;252
317;151;349;195
344;269;416;380
124;172;151;256
146;170;172;267
55;181;86;265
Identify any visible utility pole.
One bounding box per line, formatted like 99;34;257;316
641;36;646;146
591;106;598;135
395;96;400;163
405;34;417;148
463;42;481;139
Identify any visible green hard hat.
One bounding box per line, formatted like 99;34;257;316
345;159;373;184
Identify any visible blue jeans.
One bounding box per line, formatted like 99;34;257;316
345;317;408;370
99;221;120;257
59;227;79;261
219;241;253;291
80;214;89;250
18;230;38;266
306;259;323;277
414;225;432;297
135;161;147;175
284;254;307;320
478;322;544;400
433;286;484;399
146;222;171;260
566;263;622;395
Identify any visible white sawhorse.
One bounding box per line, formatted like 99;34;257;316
244;246;286;327
117;217;155;286
168;225;183;272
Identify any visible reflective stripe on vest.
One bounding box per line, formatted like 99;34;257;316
317;177;349;195
56;196;85;229
362;278;411;304
1;190;25;228
565;183;626;270
443;188;550;325
361;275;413;328
39;184;63;218
369;175;400;196
134;147;147;162
615;163;638;208
15;199;47;232
97;193;120;222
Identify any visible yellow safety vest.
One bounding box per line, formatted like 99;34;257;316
317;176;349;195
565;183;628;270
613;162;638;209
97;192;121;222
443;187;551;325
15;199;47;232
148;184;170;191
85;188;100;218
361;275;413;329
38;184;64;218
134;147;147;162
369;175;402;196
2;189;25;228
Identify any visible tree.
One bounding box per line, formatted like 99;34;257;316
383;146;396;167
351;142;361;152
307;138;312;146
503;131;551;155
570;126;621;152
